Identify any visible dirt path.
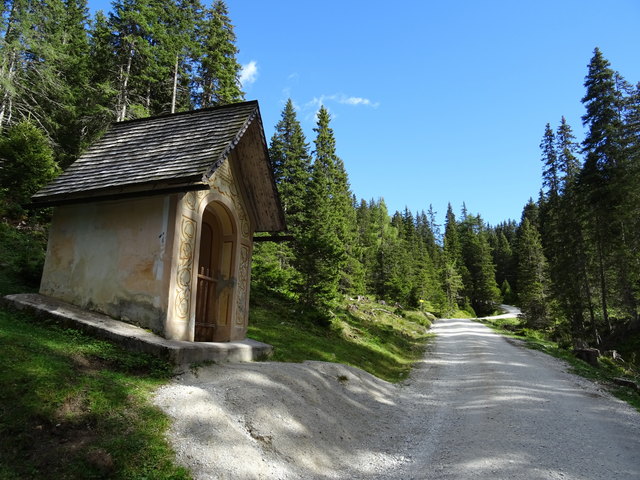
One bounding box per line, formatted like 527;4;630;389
154;317;640;479
393;318;640;479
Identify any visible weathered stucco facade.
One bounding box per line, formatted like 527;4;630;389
35;101;284;342
40;195;176;334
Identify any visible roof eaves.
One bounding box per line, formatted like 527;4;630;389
31;178;208;208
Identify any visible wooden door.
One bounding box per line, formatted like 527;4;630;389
195;217;219;341
194;207;235;342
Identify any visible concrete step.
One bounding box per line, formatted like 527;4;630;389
1;293;272;372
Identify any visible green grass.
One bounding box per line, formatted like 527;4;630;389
248;286;434;383
0;308;190;480
477;316;640;411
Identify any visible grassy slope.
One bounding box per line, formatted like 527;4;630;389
0;309;190;479
248;286;434;383
477;315;640;411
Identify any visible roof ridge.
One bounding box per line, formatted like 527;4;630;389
114;100;259;126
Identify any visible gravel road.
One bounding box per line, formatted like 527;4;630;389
154;317;640;479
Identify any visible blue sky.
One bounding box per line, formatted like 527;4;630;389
89;0;640;227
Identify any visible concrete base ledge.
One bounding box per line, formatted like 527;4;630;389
1;293;273;371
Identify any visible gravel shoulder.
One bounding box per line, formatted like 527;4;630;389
153;318;640;479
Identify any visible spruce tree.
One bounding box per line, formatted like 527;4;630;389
459;213;501;316
154;0;201;114
442;203;465;311
551;118;593;340
579;48;627;333
253;99;311;294
516;218;551;329
298;106;346;317
269;99;311;233
193;0;244;107
556;117;581;188
109;0;160;120
443;203;462;265
0;0;31;131
540;123;560;198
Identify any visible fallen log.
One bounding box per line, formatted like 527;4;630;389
573;348;600;367
612;377;640;392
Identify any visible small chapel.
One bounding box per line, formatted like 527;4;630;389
31;101;285;342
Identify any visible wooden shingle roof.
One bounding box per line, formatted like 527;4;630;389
33;101;285;232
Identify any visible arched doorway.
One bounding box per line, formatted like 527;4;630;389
194;202;236;341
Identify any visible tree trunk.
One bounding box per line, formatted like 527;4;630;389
0;53;17;130
171;54;179;114
595;234;611;334
117;48;133;122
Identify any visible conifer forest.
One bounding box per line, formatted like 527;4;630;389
1;1;640;356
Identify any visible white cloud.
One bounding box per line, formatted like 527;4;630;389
239;61;258;87
297;93;378;123
304;93;379;110
338;96;379;108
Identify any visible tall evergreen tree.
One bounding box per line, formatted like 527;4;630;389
298;107;349;316
154;0;201;114
540;123;560;198
556;116;581;188
253;99;311;294
269;99;311;234
442;203;465;311
108;0;161;120
516;218;551;329
193;0;243;107
443;203;462;265
579;48;628;333
0;0;31;130
459;212;501;316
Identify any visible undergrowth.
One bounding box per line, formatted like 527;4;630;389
0;221;47;295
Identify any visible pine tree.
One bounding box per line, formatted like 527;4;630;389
193;0;244;107
86;10;119;135
40;0;93;167
516;218;551;329
492;231;514;289
443;203;462;265
540;123;560;198
154;0;201;114
459;213;501;316
442;203;465;311
269;99;311;233
556;116;581;189
0;0;95;166
108;0;160;120
549;118;596;340
357;198;397;298
253;99;311;294
297;106;347;317
579;48;628;334
0;0;31;131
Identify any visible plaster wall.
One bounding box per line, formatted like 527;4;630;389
40;195;176;334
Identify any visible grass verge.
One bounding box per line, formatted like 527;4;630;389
248;286;434;383
477;315;640;412
0;307;190;480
